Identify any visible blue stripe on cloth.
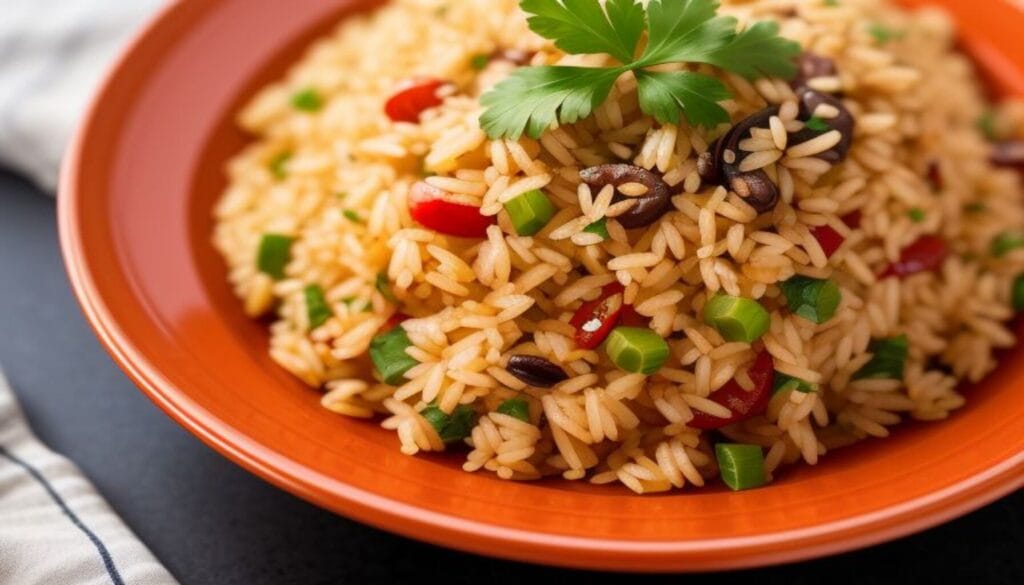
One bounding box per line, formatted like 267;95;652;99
0;445;125;585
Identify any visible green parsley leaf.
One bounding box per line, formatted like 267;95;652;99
480;66;622;140
635;71;731;127
521;0;645;64
804;116;831;132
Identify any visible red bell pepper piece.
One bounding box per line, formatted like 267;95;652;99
689;351;775;430
408;182;495;238
880;235;948;279
810;211;861;259
381;312;410;333
570;283;628;349
385;78;446;123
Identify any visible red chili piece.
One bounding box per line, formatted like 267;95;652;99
570;283;626;349
408;182;495;238
879;235;948;279
385;79;446;123
689;351;775;430
810;211;861;259
381;312;410;333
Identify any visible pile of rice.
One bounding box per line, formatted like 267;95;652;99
213;0;1024;492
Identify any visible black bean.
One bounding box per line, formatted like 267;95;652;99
579;164;673;229
787;89;855;163
505;355;569;388
791;53;837;91
991;141;1024;168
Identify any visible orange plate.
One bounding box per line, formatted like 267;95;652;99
59;0;1024;572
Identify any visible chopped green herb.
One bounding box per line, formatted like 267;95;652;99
303;285;332;330
268;152;292;180
908;208;926;223
256;233;294;279
804;116;831;132
779;276;841;324
964;202;986;214
605;327;669;375
715;443;766;491
824;0;840;6
703;294;770;343
496;398;530;422
369;326;419;384
853;335;909;380
583;217;610;240
479;0;800;139
772;372;817;395
375;272;397;303
503;189;556;236
992;231;1024;257
470;54;491;71
977;111;998;141
343;209;363;224
1013;274;1024;312
868;23;903;45
342;297;372;313
420;404;476;444
290;88;324;112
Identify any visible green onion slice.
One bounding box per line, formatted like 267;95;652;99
991;231;1024;257
257;233;294;280
303;284;332;330
290;88;323;112
715;443;766;491
853;335;909;380
583;217;609;240
369;326;419;385
420;404;476;444
503;189;555;236
772;372;817;395
605;327;669;375
496;398;530;422
779;276;841;325
703;295;771;343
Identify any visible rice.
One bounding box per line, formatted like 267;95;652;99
213;0;1024;494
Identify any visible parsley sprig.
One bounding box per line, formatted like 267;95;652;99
480;0;801;140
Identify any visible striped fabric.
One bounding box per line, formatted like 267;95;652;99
0;369;178;584
0;0;164;192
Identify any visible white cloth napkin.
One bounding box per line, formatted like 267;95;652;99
0;0;164;192
0;370;179;584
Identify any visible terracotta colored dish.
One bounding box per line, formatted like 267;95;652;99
59;0;1024;572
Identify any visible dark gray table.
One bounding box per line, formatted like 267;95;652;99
1;168;1020;584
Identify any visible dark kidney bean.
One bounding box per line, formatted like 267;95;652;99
787;89;855;163
505;355;569;388
726;172;780;214
790;53;837;91
991;141;1024;168
579;164;673;229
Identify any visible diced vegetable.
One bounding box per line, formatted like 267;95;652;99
605;327;669;375
343;209;362;223
385;78;446;123
715;443;766;491
583;218;609;240
779;276;841;324
496;398;530;422
853;335;909;380
257;233;294;280
908;208;926;223
804;116;831;132
376;272;397;303
703;295;770;343
369;326;419;385
470;54;491;70
690;351;775;430
303;285;332;330
868;23;902;45
503;189;555;236
420;404;476;444
880;235;948;278
381;312;410;333
1013;275;1024;312
268;152;291;180
810;224;845;258
570;282;626;349
290;88;323;112
977;111;998;141
991;231;1024;257
409;181;496;238
772;372;816;394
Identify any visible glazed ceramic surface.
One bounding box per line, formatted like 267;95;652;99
59;0;1024;571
